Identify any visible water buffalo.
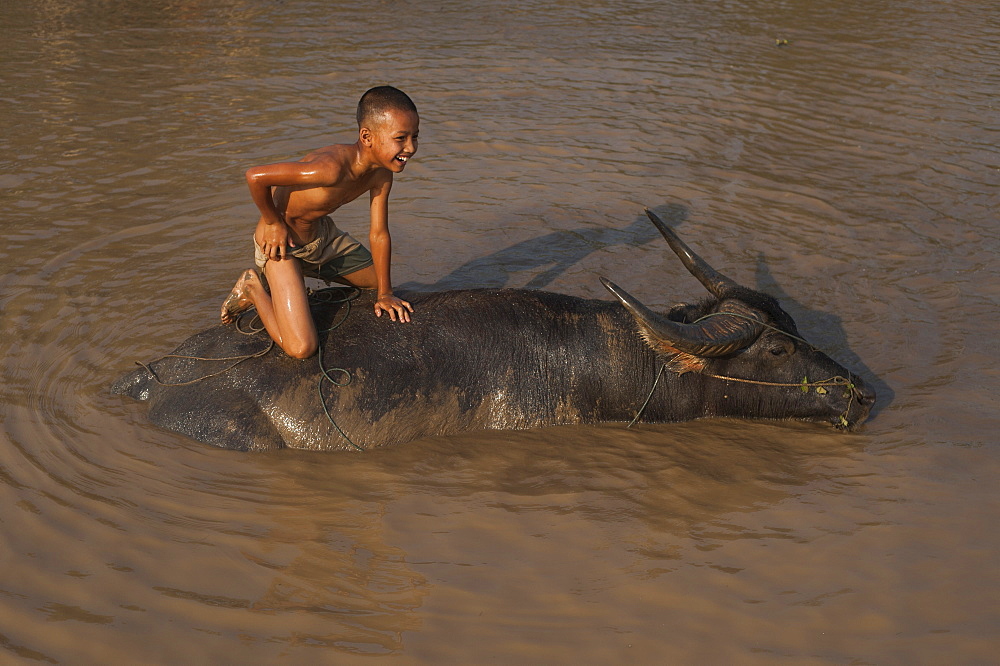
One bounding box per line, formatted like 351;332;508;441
113;210;875;451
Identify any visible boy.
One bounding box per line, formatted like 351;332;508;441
220;86;418;359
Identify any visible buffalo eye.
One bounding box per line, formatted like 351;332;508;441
768;338;795;359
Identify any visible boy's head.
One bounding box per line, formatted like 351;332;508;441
357;86;419;173
357;86;418;130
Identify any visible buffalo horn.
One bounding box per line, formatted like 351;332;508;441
645;208;740;298
601;277;764;357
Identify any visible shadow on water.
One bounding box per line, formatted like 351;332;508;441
399;204;689;292
753;253;894;419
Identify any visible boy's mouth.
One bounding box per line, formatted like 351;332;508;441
395;155;410;165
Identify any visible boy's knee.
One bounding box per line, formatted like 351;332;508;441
284;339;318;360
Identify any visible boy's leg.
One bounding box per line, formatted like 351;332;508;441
221;258;318;359
314;245;377;290
332;264;377;289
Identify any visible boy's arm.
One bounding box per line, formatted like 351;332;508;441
369;173;414;322
245;159;336;260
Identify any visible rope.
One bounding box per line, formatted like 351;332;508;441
313;288;364;451
693;311;815;348
136;285;365;449
627;363;666;428
702;373;853;388
134;342;274;387
703;372;857;428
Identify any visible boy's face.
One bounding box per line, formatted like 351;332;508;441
365;108;419;173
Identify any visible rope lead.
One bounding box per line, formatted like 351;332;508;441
628;363;666;428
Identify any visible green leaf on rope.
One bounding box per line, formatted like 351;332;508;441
815;386;828;395
801;376;809;393
839;415;849;427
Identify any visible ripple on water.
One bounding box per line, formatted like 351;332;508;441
0;0;998;662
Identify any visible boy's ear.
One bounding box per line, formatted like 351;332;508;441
359;126;373;146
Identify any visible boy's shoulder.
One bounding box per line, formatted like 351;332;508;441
293;143;364;185
301;142;355;164
297;142;391;189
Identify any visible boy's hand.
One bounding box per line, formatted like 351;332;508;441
374;294;414;323
260;218;295;260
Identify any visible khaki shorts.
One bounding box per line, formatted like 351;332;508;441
253;215;374;281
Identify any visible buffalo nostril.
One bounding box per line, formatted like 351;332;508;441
855;384;876;406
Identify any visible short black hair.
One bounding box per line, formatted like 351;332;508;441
356;86;417;128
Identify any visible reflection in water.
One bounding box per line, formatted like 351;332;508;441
0;0;998;662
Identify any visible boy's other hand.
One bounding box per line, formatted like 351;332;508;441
375;295;414;323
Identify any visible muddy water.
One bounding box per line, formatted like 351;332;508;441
2;0;998;662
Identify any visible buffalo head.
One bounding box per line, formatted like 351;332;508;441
601;209;875;430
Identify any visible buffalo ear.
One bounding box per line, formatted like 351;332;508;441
666;302;701;324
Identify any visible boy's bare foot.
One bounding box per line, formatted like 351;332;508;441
220;269;259;324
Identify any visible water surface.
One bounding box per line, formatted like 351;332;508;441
1;0;998;663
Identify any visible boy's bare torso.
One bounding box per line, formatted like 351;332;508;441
265;144;386;246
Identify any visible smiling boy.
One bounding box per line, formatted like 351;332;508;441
220;86;418;358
